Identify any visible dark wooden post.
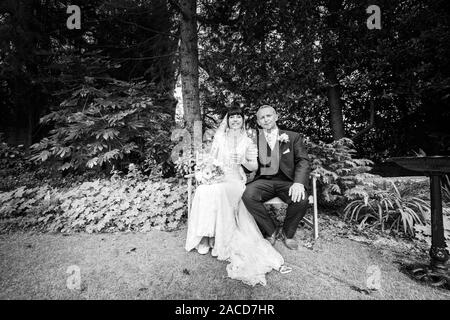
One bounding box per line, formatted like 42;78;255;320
429;174;449;272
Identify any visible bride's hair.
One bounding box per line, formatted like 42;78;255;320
226;102;245;130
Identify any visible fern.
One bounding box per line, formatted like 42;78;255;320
306;137;375;204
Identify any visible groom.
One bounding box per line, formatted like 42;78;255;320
242;105;311;250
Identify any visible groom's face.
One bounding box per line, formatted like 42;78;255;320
256;107;278;130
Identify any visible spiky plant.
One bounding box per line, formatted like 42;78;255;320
343;181;429;236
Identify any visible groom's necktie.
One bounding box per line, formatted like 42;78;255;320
266;129;272;145
265;129;275;150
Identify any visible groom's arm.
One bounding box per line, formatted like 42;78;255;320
292;133;311;188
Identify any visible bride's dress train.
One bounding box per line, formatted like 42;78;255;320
225;200;285;286
185;179;284;286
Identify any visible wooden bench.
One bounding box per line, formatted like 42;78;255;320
186;173;320;240
264;173;319;239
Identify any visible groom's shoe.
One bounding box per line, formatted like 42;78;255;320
279;230;298;250
283;238;299;250
265;230;278;246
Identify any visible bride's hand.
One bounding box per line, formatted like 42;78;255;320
245;144;258;161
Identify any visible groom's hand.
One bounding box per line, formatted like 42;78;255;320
289;183;305;202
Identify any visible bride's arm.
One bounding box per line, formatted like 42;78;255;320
242;157;258;171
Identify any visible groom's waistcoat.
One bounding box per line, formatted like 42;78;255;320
258;131;280;176
248;129;311;190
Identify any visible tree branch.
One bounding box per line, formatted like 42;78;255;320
352;101;375;141
168;0;189;20
115;17;179;39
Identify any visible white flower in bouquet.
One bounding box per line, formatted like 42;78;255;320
212;158;223;167
195;158;224;185
203;165;214;180
194;170;203;181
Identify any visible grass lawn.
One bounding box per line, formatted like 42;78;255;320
1;216;449;300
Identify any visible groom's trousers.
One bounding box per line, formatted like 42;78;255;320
242;177;309;239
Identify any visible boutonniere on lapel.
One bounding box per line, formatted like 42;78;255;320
278;133;289;143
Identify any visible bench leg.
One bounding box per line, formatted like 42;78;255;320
187;177;192;217
313;176;319;239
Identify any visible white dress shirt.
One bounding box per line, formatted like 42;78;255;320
264;128;278;150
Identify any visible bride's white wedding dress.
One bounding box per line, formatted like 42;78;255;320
185;127;284;286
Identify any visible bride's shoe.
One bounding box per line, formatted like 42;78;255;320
197;242;210;255
197;237;210;255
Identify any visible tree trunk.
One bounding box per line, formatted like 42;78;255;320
322;0;345;140
325;68;345;140
179;0;201;154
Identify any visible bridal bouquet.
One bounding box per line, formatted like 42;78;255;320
194;156;225;185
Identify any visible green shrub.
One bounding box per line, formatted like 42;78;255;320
305;137;374;204
343;180;429;236
442;175;450;204
0;140;29;170
174;152;196;179
414;213;450;247
29;77;172;173
0;166;187;233
0;184;60;218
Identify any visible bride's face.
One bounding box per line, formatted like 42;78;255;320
228;114;243;130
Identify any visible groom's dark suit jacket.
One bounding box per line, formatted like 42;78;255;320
244;129;311;190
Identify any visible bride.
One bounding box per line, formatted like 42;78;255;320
185;104;291;286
